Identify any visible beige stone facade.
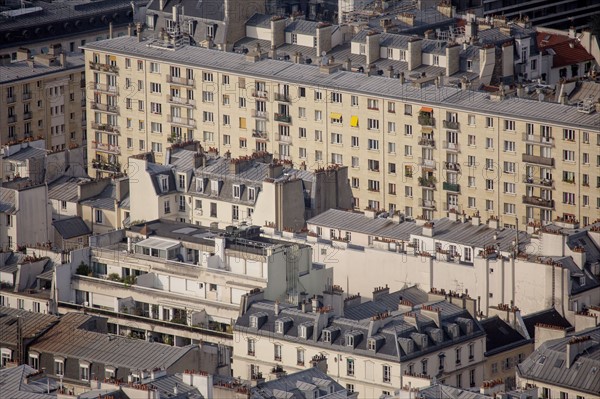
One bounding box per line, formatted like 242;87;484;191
83;37;600;229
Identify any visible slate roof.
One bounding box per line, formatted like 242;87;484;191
353;30;448;55
0;187;16;213
0;365;58;399
343;286;429;321
30;312;196;371
141;374;202;399
308;209;531;253
147;0;225;21
84;37;600;130
413;383;493;399
522;308;573;339
0;306;58;347
47;176;91;202
235;298;485;363
516;327;600;396
80;183;116;210
0;54;85;84
480;316;529;356
251;367;347;399
53;216;91;239
3;146;47;162
146;163;178;196
246;13;273;29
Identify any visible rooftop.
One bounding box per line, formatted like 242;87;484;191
251;367;348;399
82;36;600;130
480;316;529;356
522;308;573;339
537;32;596;68
0;306;58;347
47;176;91;203
52;216;91;239
0;53;85;84
0;365;58;399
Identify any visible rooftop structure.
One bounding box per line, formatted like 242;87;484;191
0;365;58;399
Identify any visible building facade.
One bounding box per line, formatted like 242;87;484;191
83;36;600;228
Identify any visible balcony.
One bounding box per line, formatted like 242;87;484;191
91;159;121;173
419;198;437;209
89;61;119;73
444;162;461;172
274;92;291;102
443;182;460;192
418;176;437;189
168;115;196;128
522;175;554;188
6;96;16;104
251;89;268;99
167;75;195;87
251;109;269;119
278;134;292;143
418;158;436;170
418;137;436;147
7;115;16;123
522;195;554;209
443;120;460;130
443;203;461;213
91;102;119;114
418;115;435;126
22;92;32;101
167;95;195;107
92;82;118;94
522;154;555;167
523;133;554;146
91;122;119;134
442;141;460;152
252;129;268;140
274;113;291;123
92;141;121;155
23;112;32;120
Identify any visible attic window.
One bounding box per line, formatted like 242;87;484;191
249;316;258;328
368;338;376;351
347;335;354;347
161;176;168;192
196;178;204;192
322;330;331;343
211;180;219;195
233;184;241;199
275;320;284;334
248;187;256;201
299;325;307;339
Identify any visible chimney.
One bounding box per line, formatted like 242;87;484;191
17;48;31;61
301;300;312;313
437;2;453;18
343;58;352;71
269;45;277;60
407;38;422;70
60;53;67;68
174;383;178;395
109;22;113;39
471;213;481;226
270;17;286;48
136;23;142;42
159;0;165;10
316;23;333;55
365;31;381;65
566;335;594;368
424;29;435;39
311;354;328;374
399;72;405;84
311;296;319;312
516;84;524;98
385;65;394;78
128;23;134;36
397;13;415;27
274;300;280;316
373;285;389;301
569;26;576;38
422;222;435;237
446;43;460;76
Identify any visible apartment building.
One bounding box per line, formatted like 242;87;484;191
59;219;329;348
301;209;600;319
0;47;86;153
83;34;600;227
233;287;487;398
516;327;600;399
128;144;352;230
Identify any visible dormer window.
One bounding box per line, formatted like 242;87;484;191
248;187;256;201
250;316;258;328
178;174;186;189
368;338;376;351
211;179;219;195
275;320;284;334
196;178;204;192
347;335;354;347
233;184;241;199
322;330;331;343
160;176;168;192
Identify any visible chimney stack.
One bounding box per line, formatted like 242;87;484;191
109;22;113;39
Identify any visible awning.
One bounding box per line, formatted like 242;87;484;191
109;55;116;61
421;106;433;113
330;112;342;119
421;127;433;133
350;116;359;127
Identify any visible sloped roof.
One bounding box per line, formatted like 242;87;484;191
47;176;91;202
480;316;528;355
0;365;58;399
516;327;600;395
0;187;16;213
80;183;116;210
251;367;346;399
53;216;91;239
522;308;572;339
0;306;58;347
537;32;595;68
147;0;225;21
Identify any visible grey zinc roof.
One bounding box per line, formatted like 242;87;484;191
53;216;91;239
0;365;58;399
246;13;273;29
48;176;91;202
147;0;225;21
480;316;529;355
80;184;116;210
30;312;195;371
285;19;320;35
516;327;600;396
120;194;130;210
0;54;85;84
3;146;47;162
141;374;201;399
343;286;429;320
0;187;16;213
82;37;599;130
522;308;573;339
0;306;59;347
251;368;345;399
415;384;493;399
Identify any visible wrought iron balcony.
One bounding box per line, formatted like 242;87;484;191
274;113;291;123
166;75;195;87
443;120;460;130
522;195;554;209
443;182;460;192
522;175;554;188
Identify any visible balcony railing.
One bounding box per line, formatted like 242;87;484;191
7;115;16;123
89;62;119;73
278;134;293;143
6;96;16;104
167;95;195;106
166;75;195;87
91;102;119;114
442;141;460;152
418;176;437;188
418;158;436;169
252;129;268;140
91;122;119;134
22;92;32;101
418;137;436;147
443;120;460;130
92;141;121;155
274;92;291;102
444;162;461;172
251;89;268;99
523;133;554;146
251;109;269;119
91;159;121;173
443;203;461;213
443;182;460;192
419;198;436;209
168;115;196;127
23;112;32;120
92;82;118;94
418;115;435;126
522;175;554;188
522;154;555;167
274;113;291;123
522;195;554;209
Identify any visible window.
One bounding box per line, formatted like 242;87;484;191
346;384;354;393
331;153;343;165
563;150;575;161
55;360;64;376
274;344;282;361
504;120;515;131
421;359;428;374
351;178;360;188
150;82;161;93
368;180;380;192
485;138;494;149
331;133;342;144
346;358;355;376
563;192;575;205
504;182;516;194
383;365;391;382
469;369;476;387
468;343;475;360
367;99;379;109
563;129;575;141
152;142;163;153
388;163;396;174
504;203;516;215
368;159;380;171
388;121;396;133
95;209;103;224
389;183;397;195
486;200;494;211
247;339;255;355
331;92;342;103
80;364;90;381
164;200;171;214
503;161;516;174
202;72;213;82
485;117;494;128
368;139;379;150
28;354;39;370
367;118;380;130
314;90;323;101
503;141;515;152
404;124;413;136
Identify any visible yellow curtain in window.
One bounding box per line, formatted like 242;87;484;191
350;116;359;127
